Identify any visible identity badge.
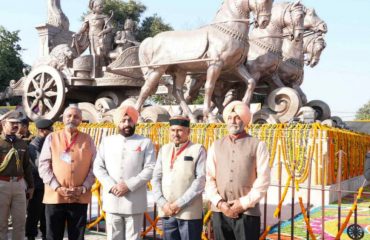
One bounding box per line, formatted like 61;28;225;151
61;152;72;164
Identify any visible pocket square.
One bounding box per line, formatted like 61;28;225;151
184;156;193;161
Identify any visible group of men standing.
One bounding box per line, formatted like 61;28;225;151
0;100;271;240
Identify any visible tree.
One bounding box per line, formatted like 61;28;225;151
102;0;146;28
136;14;173;42
83;0;172;40
355;100;370;120
0;26;25;91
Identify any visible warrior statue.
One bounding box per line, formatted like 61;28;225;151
74;0;114;77
110;19;140;61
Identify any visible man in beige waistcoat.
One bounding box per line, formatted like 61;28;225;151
205;101;271;240
152;116;206;240
39;106;96;240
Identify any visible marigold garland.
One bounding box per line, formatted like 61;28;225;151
44;122;370;233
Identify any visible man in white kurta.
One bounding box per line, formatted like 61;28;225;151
93;105;155;240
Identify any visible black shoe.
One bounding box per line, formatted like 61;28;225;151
27;237;35;240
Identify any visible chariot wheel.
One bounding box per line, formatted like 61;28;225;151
78;102;100;123
140;106;170;122
22;66;65;121
306;100;331;121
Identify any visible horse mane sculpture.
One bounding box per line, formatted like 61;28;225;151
135;0;273;122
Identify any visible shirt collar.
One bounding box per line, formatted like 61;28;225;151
173;140;190;150
119;134;136;141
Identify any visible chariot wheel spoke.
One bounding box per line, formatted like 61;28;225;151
43;79;56;91
30;99;39;111
38;101;45;115
26;91;37;98
31;79;40;91
45;90;58;98
40;72;46;89
43;98;54;111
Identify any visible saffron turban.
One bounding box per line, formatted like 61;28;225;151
222;101;251;125
113;105;139;125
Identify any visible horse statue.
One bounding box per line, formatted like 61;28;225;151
184;2;326;116
182;1;306;115
260;6;327;104
135;0;273;122
303;7;327;35
304;33;326;67
276;32;326;104
245;1;306;95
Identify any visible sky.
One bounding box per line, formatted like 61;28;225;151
0;0;369;120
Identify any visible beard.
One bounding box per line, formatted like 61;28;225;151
120;126;135;137
227;124;244;135
65;122;78;130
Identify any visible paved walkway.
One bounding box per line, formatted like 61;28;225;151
7;229;107;240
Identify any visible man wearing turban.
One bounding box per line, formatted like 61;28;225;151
205;101;271;240
93;105;155;240
152;116;206;240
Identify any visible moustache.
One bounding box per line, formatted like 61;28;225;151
121;126;135;137
66;122;77;128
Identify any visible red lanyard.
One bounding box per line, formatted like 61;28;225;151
63;131;79;153
170;141;190;169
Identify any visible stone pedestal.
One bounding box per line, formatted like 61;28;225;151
36;23;74;58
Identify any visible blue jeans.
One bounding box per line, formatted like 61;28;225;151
162;217;202;240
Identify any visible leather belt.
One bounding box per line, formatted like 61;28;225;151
0;176;23;182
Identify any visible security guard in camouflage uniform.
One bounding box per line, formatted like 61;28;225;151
0;110;34;240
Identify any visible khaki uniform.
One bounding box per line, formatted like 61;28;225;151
0;134;34;240
17;131;34;145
